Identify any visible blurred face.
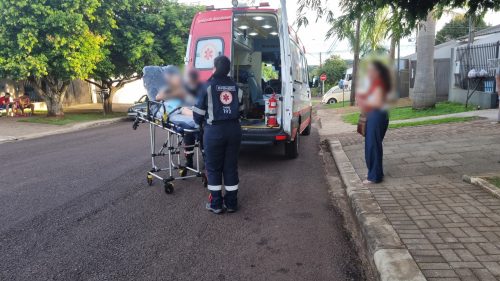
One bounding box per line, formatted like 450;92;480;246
167;74;182;88
367;64;380;82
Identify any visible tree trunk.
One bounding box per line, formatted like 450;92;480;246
350;18;361;106
389;36;397;63
102;86;118;114
16;80;26;96
412;12;437;109
28;77;68;116
45;94;65;117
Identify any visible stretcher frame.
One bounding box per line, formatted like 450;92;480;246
132;100;207;194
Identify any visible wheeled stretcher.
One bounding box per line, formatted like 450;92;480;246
132;99;207;194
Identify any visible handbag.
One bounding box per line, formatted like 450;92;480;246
357;112;367;137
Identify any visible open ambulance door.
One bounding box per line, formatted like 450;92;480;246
278;1;294;138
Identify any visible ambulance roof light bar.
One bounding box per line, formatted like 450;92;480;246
205;5;215;10
259;2;270;7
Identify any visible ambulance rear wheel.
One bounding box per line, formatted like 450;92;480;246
164;182;174;194
285;131;299;159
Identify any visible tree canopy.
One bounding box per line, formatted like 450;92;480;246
0;0;106;115
0;0;199;115
298;0;499;36
316;55;348;87
435;14;488;45
88;0;199;113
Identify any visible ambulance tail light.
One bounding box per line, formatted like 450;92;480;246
275;135;287;141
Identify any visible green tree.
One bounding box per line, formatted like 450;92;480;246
262;64;279;81
299;0;499;31
0;0;105;116
298;0;500;109
298;4;397;105
87;0;199;113
359;8;391;56
435;14;488;45
316;55;348;87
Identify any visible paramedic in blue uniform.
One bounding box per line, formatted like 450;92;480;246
193;56;244;214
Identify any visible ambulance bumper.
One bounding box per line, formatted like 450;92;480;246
241;128;288;145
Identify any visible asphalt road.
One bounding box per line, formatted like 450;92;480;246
0;121;364;281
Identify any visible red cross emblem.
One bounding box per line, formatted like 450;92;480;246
220;91;233;105
204;48;213;60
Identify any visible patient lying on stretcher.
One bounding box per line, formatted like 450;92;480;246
154;67;198;130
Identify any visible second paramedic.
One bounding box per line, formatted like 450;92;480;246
193;56;244;214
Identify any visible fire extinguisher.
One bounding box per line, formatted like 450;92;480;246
267;93;278;128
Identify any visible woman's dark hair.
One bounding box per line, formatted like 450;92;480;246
371;60;392;93
213;55;231;78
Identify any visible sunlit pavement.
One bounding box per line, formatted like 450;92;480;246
323;114;500;280
0;121;365;281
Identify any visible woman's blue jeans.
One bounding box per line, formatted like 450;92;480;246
365;110;389;183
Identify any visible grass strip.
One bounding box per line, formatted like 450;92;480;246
18;112;125;126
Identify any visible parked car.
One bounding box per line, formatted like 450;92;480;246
127;95;148;120
321;86;350;104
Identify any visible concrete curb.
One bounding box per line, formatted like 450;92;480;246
327;139;427;281
463;175;500;199
0;117;126;144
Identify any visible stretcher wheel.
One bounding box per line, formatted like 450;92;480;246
179;168;187;177
147;174;153;186
164;182;174;194
201;173;208;188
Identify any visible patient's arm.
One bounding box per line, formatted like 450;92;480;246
181;107;193;116
156;88;168;101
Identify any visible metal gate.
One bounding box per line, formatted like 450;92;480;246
410;59;450;101
435;59;451;101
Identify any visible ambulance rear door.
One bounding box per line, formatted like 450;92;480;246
278;1;293;137
187;10;233;82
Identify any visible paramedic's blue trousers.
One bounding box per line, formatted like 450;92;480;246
365;110;389;183
204;121;242;209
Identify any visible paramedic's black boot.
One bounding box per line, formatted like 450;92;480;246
223;191;238;213
206;191;223;214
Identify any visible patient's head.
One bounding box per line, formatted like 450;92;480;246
164;65;181;88
167;73;182;89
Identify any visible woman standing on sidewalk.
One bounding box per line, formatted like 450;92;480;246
357;61;392;184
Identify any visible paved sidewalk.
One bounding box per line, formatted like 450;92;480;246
0;103;131;143
390;108;499;124
319;107;500;280
0;117;126;143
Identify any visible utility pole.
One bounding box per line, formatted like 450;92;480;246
319;52;322;67
350;17;361;106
